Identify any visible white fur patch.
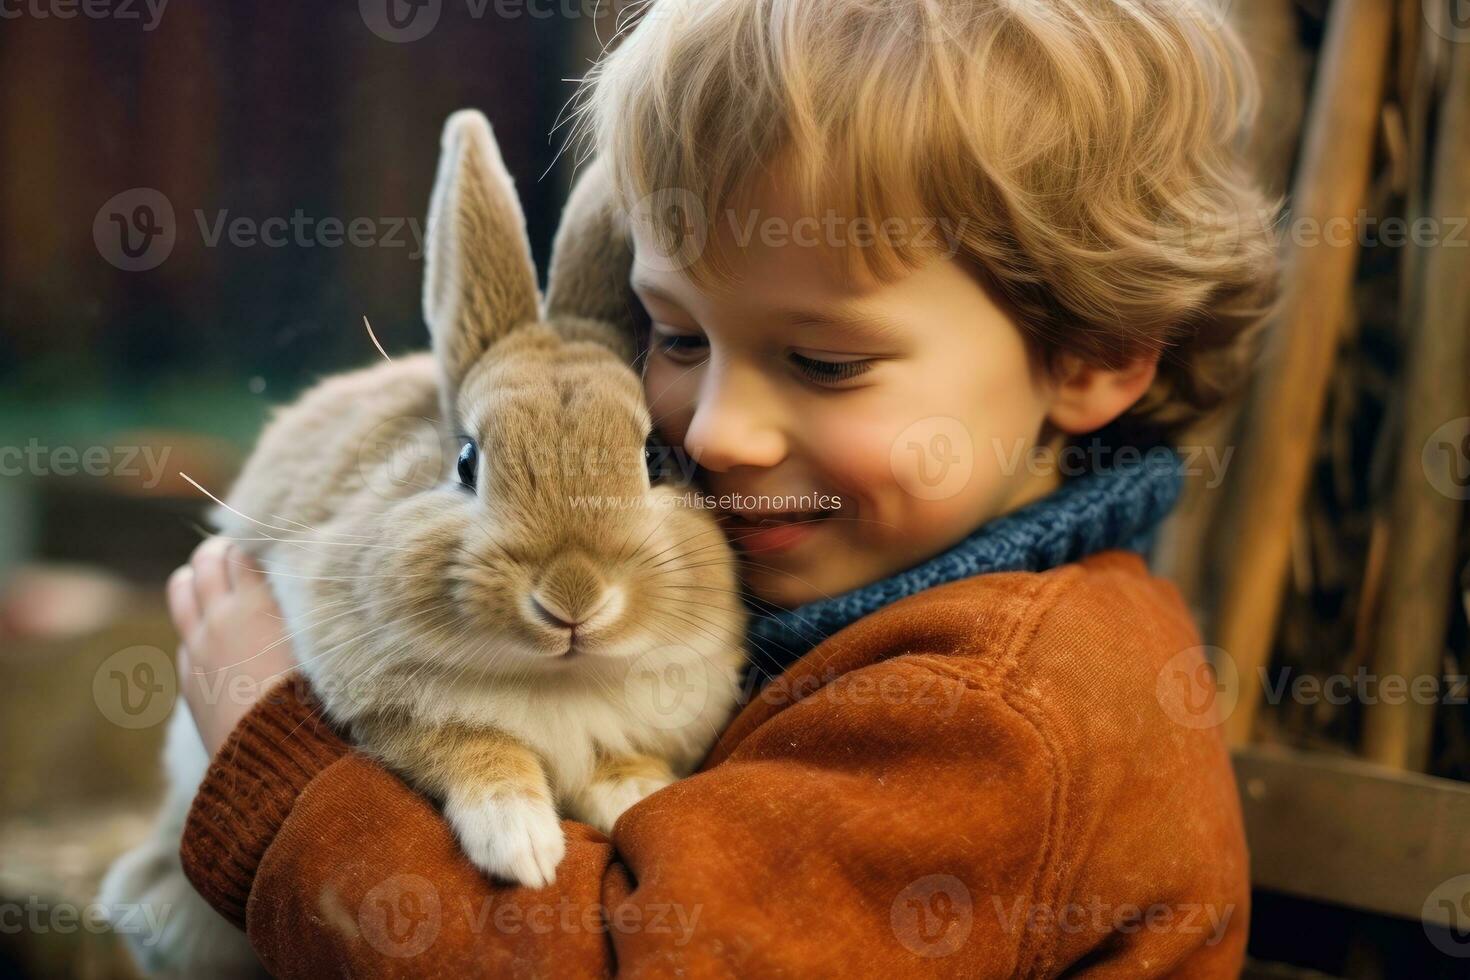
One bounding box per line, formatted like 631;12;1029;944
574;770;676;835
445;789;566;889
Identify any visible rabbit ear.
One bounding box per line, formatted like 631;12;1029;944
543;154;639;363
423;110;541;398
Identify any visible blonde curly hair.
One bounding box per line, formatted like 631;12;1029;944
569;0;1280;445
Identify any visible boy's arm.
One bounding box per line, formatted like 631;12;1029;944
182;569;1248;977
185;662;1051;977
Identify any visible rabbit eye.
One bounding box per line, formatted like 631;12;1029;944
457;439;478;490
643;442;664;485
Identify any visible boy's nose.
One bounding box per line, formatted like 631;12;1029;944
682;362;787;472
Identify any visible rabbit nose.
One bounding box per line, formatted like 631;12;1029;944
529;557;620;630
529;589;618;630
529;593;586;629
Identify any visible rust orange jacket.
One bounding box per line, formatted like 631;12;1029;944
179;550;1249;978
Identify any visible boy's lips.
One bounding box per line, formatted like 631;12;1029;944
716;508;834;554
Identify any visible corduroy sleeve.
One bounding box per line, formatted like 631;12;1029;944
180;674;351;927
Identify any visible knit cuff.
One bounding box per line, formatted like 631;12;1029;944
179;671;350;929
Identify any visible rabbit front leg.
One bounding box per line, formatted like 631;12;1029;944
567;751;676;836
360;719;565;889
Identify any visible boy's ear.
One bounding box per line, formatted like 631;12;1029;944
1044;353;1160;435
423;110;541;398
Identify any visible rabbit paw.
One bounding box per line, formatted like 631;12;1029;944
446;791;566;889
574;770;676;836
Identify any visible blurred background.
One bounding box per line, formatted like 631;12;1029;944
1;0;1468;977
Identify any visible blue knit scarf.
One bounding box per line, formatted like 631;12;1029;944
741;446;1185;678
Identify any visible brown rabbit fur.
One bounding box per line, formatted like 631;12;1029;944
99;110;746;979
222;110;747;882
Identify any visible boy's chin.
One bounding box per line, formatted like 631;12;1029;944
740;572;817;610
738;554;879;610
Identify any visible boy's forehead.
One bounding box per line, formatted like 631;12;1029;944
631;240;983;357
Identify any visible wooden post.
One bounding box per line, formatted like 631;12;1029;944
1361;35;1470;771
1214;0;1395;745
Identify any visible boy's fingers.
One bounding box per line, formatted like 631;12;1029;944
190;537;233;604
166;564;201;639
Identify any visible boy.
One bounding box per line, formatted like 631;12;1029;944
168;0;1274;974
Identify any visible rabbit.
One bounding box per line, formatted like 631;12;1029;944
99;110;748;979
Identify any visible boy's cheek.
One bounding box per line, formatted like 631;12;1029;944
825;420;1034;551
815;413;987;510
806;435;961;547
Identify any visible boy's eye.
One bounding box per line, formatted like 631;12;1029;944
651;326;708;362
789;352;874;386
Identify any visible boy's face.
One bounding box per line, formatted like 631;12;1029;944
631;185;1065;609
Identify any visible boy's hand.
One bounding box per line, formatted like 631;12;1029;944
166;537;298;756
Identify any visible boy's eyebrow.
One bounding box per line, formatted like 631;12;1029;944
779;307;910;343
630;279;681;305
